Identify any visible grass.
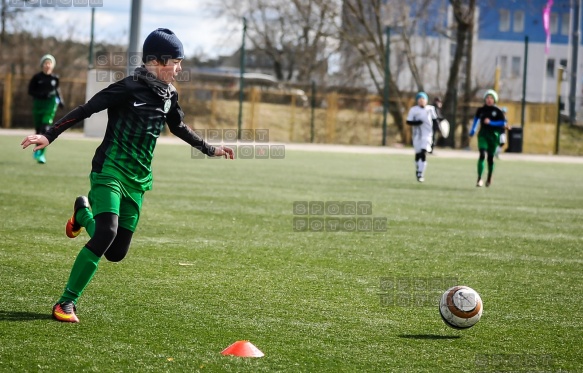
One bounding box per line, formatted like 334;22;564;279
0;134;582;372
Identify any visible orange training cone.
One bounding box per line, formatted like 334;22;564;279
221;340;264;357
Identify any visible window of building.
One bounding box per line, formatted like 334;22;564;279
560;59;568;68
547;58;555;78
511;56;521;77
513;10;524;32
550;13;558;34
499;55;508;79
561;13;570;35
499;9;510;32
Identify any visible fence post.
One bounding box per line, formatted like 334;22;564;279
326;92;338;143
2;70;13;128
555;67;564;155
289;94;296;142
210;88;217;126
367;95;374;145
310;80;316;143
248;87;260;131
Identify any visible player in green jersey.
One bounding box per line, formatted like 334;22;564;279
21;29;235;323
469;89;507;187
28;54;65;164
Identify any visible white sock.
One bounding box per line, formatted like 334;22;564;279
418;161;427;176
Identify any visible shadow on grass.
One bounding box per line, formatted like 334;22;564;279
0;310;53;321
398;334;460;340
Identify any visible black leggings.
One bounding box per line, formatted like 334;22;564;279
479;149;494;166
85;213;134;262
415;149;427;162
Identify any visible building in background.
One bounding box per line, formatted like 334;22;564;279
476;0;574;103
341;0;579;104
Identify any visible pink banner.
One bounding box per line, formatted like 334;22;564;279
543;0;554;54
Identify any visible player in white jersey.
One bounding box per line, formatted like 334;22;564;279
406;92;437;182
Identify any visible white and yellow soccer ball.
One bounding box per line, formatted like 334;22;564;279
439;286;483;329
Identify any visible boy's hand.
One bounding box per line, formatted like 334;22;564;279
21;135;49;151
483;118;490;124
214;145;235;159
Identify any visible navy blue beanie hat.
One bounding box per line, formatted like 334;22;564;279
142;28;184;63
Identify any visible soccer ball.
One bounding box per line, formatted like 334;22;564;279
439;286;483;329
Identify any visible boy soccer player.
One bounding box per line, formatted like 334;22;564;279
406;92;437;182
469;89;507;187
21;28;234;323
28;54;65;164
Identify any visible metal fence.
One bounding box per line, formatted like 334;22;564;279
1;73;565;153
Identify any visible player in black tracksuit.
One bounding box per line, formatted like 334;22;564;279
21;28;235;323
28;54;64;163
41;66;215;191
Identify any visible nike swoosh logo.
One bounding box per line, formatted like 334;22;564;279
133;102;147;107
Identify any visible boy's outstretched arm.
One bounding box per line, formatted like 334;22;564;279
21;80;127;150
167;120;234;159
166;101;234;159
21;134;49;151
469;117;480;137
487;119;506;127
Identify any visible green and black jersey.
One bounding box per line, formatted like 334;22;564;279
43;67;216;191
28;71;62;100
470;105;506;136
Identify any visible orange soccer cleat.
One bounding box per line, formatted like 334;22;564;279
52;301;79;323
65;196;90;238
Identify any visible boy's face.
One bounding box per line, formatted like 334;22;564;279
485;95;495;106
156;59;182;84
417;97;427;107
42;59;54;75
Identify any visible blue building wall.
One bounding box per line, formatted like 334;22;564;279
478;0;574;45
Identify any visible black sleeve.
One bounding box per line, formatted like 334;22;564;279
406;120;423;126
43;79;128;143
28;74;45;99
28;76;36;97
474;107;483;121
166;96;216;156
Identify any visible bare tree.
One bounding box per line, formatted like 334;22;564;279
443;0;476;148
339;0;438;134
207;0;336;82
459;0;476;148
0;0;34;46
391;0;436;92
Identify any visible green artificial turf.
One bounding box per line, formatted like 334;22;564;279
0;134;581;372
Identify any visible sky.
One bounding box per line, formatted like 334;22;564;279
11;0;242;59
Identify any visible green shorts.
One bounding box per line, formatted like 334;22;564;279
477;130;500;154
32;97;58;129
88;172;144;232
